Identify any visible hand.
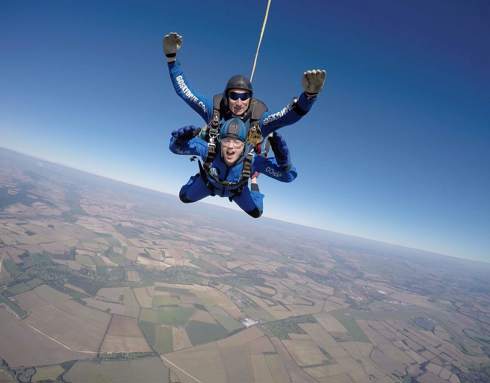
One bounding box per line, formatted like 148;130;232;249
302;69;327;95
163;32;182;62
172;126;199;141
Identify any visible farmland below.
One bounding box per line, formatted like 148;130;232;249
1;147;490;383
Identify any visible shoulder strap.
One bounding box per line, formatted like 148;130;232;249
249;98;268;121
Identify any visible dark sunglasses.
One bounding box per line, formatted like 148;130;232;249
228;91;251;101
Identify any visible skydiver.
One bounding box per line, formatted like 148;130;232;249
169;118;296;218
162;32;326;138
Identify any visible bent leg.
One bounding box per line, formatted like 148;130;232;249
232;184;264;218
179;174;211;203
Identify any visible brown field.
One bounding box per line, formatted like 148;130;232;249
16;285;110;353
107;315;144;337
165;343;228;383
370;348;406;376
127;270;140;282
90;287;139;317
303;365;332;380
100;315;151;354
218;341;254;382
125;246;141;261
0;307;92;367
300;323;349;358
250;354;276;383
270;337;317;383
100;254;118;266
336;357;370;382
100;335;151;353
75;216;115;235
263;353;291;383
418;372;447;383
341;341;373;359
249;335;276;354
166;327;281;383
157;283;242;319
389;291;436;309
316;373;355;383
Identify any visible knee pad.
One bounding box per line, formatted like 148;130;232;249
246;208;262;219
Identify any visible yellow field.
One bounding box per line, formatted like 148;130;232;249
282;339;327;367
172;327;192;351
190;309;217;324
133;287;153;308
315;312;348;333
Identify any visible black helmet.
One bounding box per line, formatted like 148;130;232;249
225;75;253;96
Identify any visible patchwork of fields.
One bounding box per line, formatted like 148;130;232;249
1;148;489;382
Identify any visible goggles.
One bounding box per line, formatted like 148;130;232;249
228;91;251;101
221;137;245;148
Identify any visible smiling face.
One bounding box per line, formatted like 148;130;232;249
220;137;245;166
227;89;251;116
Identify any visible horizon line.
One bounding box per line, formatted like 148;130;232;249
1;145;486;265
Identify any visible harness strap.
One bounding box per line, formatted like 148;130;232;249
202;108;220;171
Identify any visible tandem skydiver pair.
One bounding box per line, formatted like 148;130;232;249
163;32;327;218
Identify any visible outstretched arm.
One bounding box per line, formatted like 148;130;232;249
169;126;208;158
254;156;298;183
260;69;326;136
163;33;212;122
253;132;297;182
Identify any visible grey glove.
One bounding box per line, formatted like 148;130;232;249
163;32;182;62
302;69;327;96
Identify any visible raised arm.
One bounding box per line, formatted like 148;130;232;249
163;33;212;122
260;69;326;136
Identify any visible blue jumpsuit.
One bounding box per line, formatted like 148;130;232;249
168;60;317;136
169;134;297;218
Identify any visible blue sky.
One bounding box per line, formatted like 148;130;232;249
1;0;489;261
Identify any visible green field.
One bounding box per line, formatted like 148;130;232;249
154;326;173;354
3;258;21;278
154;286;192;295
6;278;43;295
138;322;172;354
0;294;27;319
262;315;316;340
75;254;95;268
139;321;157;345
185;320;228;346
63;357;169;383
92;256;107;267
331;310;370;342
206;305;243;332
140;306;194;326
33;365;64;382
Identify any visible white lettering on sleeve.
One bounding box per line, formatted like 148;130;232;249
176;75;207;114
